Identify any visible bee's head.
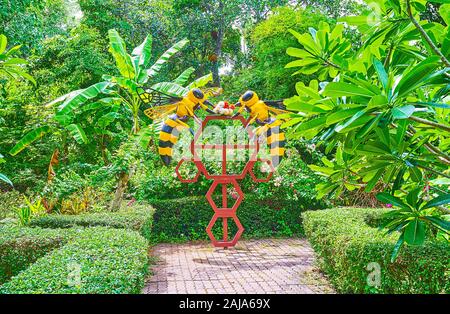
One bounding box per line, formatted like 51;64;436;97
239;90;259;106
187;88;205;104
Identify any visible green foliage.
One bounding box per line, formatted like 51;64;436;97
376;189;450;261
149;194;325;242
0;0;68;55
30;204;154;240
0;227;149;294
0;34;35;85
0;226;68;285
32;24;115;90
223;7;332;100
302;207;450;293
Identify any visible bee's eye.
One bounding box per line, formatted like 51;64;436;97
192;89;204;99
242;91;254;101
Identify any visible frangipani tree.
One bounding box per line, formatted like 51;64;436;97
283;0;449;259
9;29;213;210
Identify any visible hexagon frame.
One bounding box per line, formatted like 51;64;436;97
175;158;200;183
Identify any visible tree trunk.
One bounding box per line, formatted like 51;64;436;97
110;171;129;211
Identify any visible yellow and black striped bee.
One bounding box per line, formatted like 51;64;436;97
137;87;220;166
233;91;287;168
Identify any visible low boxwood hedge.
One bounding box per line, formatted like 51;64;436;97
0;226;69;285
0;227;149;294
150;194;325;242
30;205;153;240
302;208;450;294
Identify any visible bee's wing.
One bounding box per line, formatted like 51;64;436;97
137;87;182;107
264;100;292;117
201;87;224;98
144;104;178;120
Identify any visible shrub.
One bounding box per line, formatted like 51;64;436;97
150;194;325;242
0;227;148;294
302;208;450;294
29;204;153;240
0;226;69;284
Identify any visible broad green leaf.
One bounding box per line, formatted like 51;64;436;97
151;82;188;97
132;34;152;67
186;73;213;89
9;126;51;156
422;193;450;209
285;99;327;113
335;110;369;133
326;108;364;125
108;29;135;79
338;15;370;26
409;167;422;182
0;34;7;54
323;82;376;98
308;165;337;176
58;82;114;115
173;67;195;86
394;56;440;97
372;57;388;91
147;39;189;77
390;234;404;262
407;101;450;109
66;124;88;144
288;29;320;55
392;105;415;119
439;4;450;25
285;58;317;68
364;168;384;192
356;114;382;138
404;219;426;246
424;216;450;232
294;116;327;131
295;82;321;99
376;192;409;208
286;47;313;58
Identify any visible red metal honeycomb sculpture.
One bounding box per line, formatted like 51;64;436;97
175;115;274;248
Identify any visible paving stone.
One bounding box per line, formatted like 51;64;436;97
143;238;334;294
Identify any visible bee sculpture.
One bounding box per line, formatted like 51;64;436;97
232;91;288;168
137;87;221;166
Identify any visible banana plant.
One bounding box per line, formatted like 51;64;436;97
283;1;450;201
286;21;351;80
0;34;35;85
9;29;204;156
376;189;450;261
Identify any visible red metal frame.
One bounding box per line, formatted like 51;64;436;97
175;115;274;248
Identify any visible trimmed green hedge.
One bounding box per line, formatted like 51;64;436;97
150;194;325;242
30;205;153;240
302;208;450;294
0;226;69;285
0;227;148;294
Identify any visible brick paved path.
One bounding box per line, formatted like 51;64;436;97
143;238;334;294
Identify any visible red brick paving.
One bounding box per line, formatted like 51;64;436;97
143;238;334;294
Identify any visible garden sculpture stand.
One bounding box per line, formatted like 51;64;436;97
175;115;275;248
